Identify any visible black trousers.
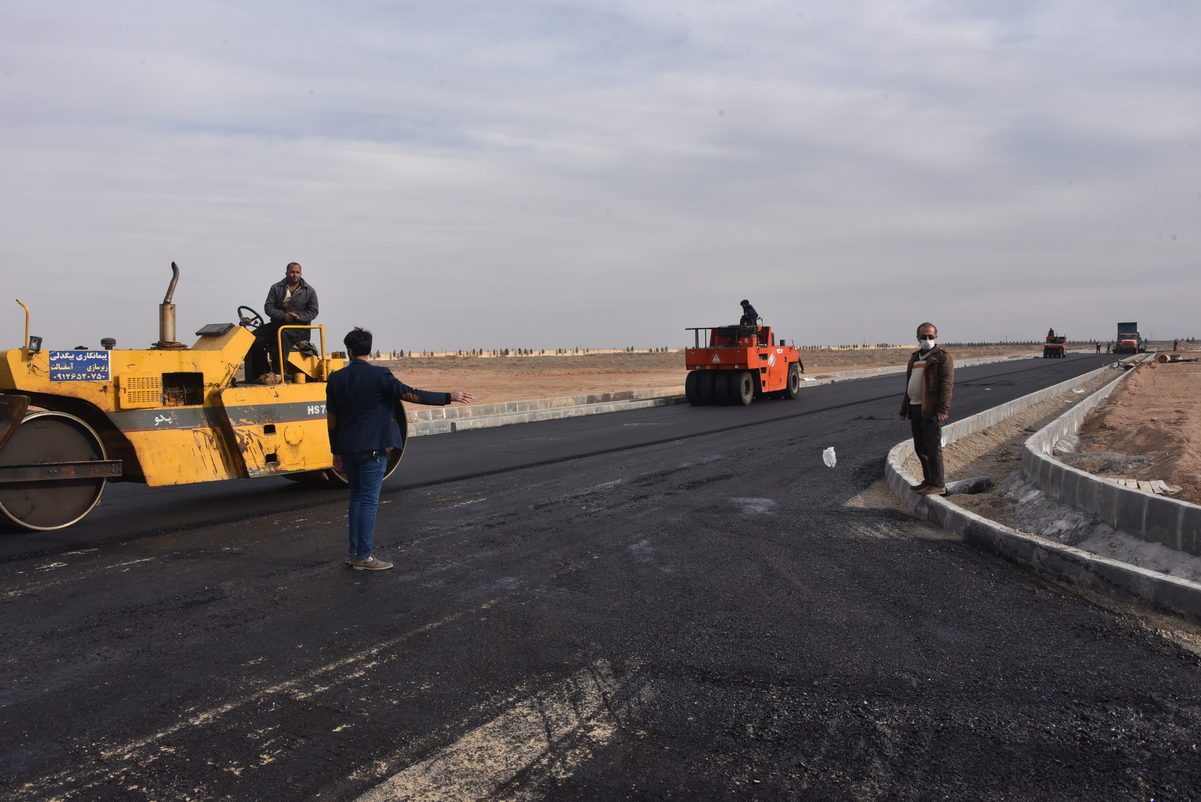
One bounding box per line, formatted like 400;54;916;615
908;403;945;488
247;322;307;377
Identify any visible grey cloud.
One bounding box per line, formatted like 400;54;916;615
2;0;1199;351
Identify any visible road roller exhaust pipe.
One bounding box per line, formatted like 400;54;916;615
154;261;186;350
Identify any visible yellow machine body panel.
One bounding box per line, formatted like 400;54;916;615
0;325;251;413
0;325;348;486
218;384;337;478
120;420;247;485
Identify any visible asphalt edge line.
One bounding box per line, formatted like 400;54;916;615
884;358;1201;623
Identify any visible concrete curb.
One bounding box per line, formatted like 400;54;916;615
885;357;1201;622
1022;359;1201;558
407;353;1042;437
408;389;688;435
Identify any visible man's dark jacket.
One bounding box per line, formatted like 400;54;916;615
264;277;319;324
326;359;451;455
739;303;759;326
898;346;954;419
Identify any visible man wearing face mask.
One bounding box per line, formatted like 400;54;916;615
899;321;954;495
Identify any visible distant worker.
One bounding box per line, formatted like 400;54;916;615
1095;341;1101;354
247;262;319;383
326;327;474;571
1047;327;1055;338
1174;339;1179;351
899;321;954;496
739;299;760;327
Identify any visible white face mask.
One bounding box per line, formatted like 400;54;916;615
919;338;937;351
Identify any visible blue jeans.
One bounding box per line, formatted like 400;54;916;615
342;450;388;559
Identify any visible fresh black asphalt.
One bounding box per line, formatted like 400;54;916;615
3;353;1199;799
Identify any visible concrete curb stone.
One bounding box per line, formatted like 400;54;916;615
885;356;1201;622
1021;358;1201;558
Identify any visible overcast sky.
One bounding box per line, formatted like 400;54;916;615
3;1;1198;351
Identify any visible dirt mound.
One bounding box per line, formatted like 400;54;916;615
1057;451;1150;475
1073;360;1201;504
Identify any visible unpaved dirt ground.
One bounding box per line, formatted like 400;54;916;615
379;344;1045;406
1067;357;1201;505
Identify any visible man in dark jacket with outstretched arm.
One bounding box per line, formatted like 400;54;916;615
326;327;473;571
899;321;954;496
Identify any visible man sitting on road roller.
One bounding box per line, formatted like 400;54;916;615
246;261;319;383
739;299;760;327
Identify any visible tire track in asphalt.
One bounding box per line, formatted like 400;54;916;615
354;659;652;802
12;564;585;801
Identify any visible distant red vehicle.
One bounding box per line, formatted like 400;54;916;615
1043;334;1067;358
683;325;803;406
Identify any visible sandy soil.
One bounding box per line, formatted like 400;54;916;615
1067;356;1201;505
378;344;1045;407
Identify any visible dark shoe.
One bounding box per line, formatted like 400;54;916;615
351;556;394;571
295;340;319;357
916;485;947;496
910;482;928;491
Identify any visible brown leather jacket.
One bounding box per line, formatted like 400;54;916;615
898;346;954;419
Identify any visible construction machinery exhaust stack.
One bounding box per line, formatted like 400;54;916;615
154;261;187;350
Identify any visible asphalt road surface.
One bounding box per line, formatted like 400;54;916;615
3;354;1199;800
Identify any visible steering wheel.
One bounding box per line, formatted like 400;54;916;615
237;305;264;330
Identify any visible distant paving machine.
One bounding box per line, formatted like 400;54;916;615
0;262;406;531
1114;321;1144;354
683;324;803;406
1043;333;1067;358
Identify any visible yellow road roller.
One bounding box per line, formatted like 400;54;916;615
0;262;405;531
